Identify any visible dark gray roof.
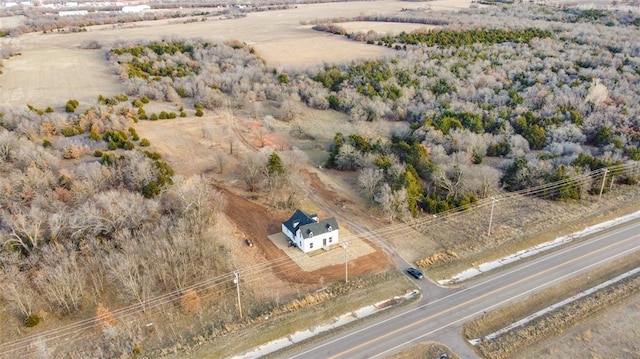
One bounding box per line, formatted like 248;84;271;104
282;209;339;239
282;209;317;235
299;217;339;239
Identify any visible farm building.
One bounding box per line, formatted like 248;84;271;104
59;10;88;16
122;4;150;13
282;210;339;253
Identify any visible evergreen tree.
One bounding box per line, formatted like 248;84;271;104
266;152;286;176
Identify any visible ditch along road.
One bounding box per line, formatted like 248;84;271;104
277;218;640;359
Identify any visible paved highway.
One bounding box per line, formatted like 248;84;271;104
279;219;640;359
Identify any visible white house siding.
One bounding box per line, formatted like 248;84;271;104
282;209;339;253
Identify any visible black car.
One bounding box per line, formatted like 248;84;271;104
407;267;424;279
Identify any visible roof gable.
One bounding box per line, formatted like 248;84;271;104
282;209;317;234
299;217;339;239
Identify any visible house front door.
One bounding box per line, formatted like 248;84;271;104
323;238;327;246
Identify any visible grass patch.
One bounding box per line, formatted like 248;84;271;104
416;186;640;281
182;270;416;358
462;251;640;358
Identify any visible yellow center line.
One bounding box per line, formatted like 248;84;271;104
327;232;640;359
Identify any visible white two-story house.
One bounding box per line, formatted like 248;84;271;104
282;209;339;253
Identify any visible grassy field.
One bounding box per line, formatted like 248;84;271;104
165;270;418;358
463;251;640;359
394;186;640;281
0;0;477;107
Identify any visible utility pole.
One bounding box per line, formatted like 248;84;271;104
599;168;609;200
233;271;243;320
488;197;497;237
343;241;348;283
609;175;615;192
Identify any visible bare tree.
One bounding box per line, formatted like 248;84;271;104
238;152;266;192
0;261;39;320
33;244;86;314
378;183;408;223
358;167;383;204
106;250;154;311
214;149;228;174
1;206;48;254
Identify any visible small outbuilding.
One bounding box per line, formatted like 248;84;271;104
282;209;339;253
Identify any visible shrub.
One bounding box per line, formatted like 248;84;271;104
150;113;159;121
277;73;290;84
63;145;83;159
195;108;204;117
180;111;187;118
140;138;151;147
89;130;101;141
45;106;54;113
180;289;201;312
24;314;41;327
159;111;169;120
42;139;52;148
168;112;177;119
61;127;76;137
142;181;160;198
140;96;149;104
94;150;103;157
123;141;135;150
132;99;144;108
143;150;161;160
175;87;187;98
100;153;116;166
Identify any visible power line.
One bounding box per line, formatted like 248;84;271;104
0;163;637;357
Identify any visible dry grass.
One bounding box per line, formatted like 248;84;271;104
462;251;640;359
399;186;640;280
173;270;417;359
521;292;640;358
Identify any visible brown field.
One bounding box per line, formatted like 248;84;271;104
0;0;473;107
0;15;25;28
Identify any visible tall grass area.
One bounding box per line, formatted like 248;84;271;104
179;270;417;358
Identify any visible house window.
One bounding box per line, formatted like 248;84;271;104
329;237;332;243
310;243;314;249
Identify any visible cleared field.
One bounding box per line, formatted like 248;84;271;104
0;49;123;107
0;0;474;106
0;15;25;28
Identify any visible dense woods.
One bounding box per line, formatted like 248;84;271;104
301;6;640;217
1;2;640;357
